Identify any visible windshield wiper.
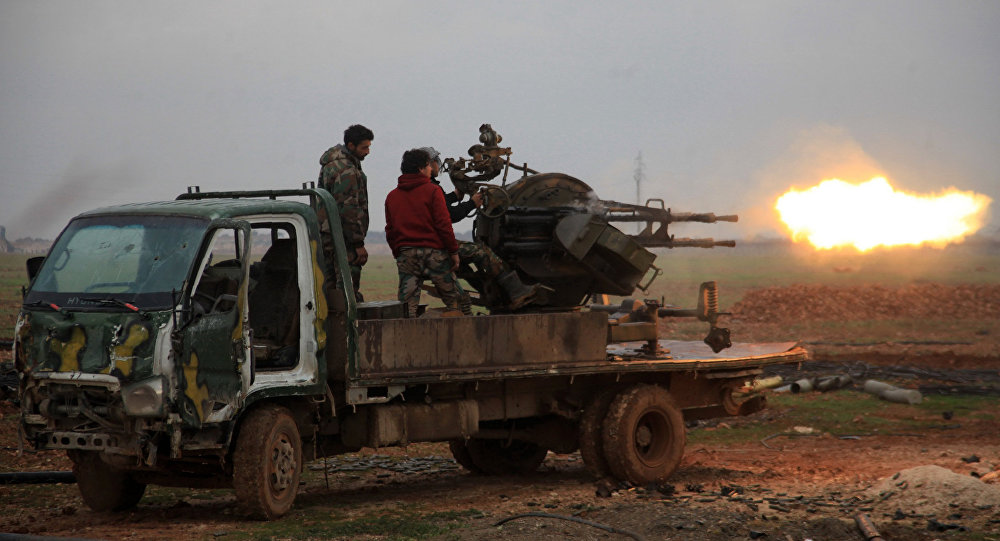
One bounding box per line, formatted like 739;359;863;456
82;297;150;319
22;300;73;319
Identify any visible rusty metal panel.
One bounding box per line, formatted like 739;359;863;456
608;322;658;342
357;312;607;380
366;400;479;447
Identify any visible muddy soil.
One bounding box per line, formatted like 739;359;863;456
2;283;999;540
3;401;998;540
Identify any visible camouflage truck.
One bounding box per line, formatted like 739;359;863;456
14;186;806;519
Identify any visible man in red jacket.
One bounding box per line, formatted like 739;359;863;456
385;148;464;317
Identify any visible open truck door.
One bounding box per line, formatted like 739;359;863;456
176;220;252;428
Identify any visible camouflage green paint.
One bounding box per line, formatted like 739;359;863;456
395;247;463;318
178;310;243;427
13;313;32;374
318;145;369;250
106;320;153;378
309;239;328;351
20;311;166;381
182;351;211;423
49;325;85;372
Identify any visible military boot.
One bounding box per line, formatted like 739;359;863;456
497;271;544;310
458;292;473;316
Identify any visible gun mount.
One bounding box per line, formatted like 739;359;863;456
445;124;738;315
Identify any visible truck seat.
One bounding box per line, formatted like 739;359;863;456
249;239;300;368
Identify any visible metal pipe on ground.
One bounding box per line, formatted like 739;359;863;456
880;388;923;405
863;380;922;404
791;378;814;393
854;512;884;540
751;376;783;391
815;375;852;392
862;380;895;395
0;471;76;485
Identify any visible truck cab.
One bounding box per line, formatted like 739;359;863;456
16;190;342;516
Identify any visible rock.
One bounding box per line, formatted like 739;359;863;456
867;465;1000;516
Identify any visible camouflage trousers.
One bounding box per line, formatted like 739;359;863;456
396;247;463;317
327;242;364;302
457;241;505;277
453;241;508;314
317;204;364;301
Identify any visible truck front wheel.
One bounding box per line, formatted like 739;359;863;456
71;451;146;512
602;384;686;485
465;438;547;475
233;405;302;519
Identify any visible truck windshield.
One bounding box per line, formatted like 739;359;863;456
25;215;209;309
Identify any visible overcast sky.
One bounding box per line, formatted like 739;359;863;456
2;1;998;241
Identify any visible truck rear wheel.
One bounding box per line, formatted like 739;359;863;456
448;439;483;473
602;384;686;485
72;451;146;512
465;438;548;475
578;385;622;478
233;405;301;519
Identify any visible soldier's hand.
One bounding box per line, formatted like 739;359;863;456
471;192;484;208
355;246;369;266
450;253;460;271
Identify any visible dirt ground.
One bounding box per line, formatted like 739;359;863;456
2;283;999;540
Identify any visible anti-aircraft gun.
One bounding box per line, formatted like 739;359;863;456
444;124;739;352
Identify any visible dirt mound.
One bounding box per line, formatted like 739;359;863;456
866;465;1000;517
731;283;1000;323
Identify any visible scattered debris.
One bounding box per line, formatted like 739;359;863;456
306;454;460;474
927;518;967;532
494;511;647;541
760;431;821;449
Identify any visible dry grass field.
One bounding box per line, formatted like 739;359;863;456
2;241;999;540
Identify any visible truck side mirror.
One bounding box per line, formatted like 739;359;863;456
26;257;44;281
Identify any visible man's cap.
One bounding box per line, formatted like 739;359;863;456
419;147;442;166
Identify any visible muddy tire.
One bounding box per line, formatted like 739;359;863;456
465;438;548;475
578;385;622;478
72;451;146;512
602;384;686;485
233;405;301;520
448;439;483;473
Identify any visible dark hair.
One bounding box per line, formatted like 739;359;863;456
344;124;374;147
400;148;430;174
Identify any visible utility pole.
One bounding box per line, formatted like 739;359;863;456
634;151;645;234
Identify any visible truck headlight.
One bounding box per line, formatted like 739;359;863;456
122;377;165;417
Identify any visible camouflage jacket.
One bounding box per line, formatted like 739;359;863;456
318;144;369;249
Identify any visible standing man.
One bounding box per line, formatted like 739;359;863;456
385;148;464;317
318;124;373;301
419;147;541;313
